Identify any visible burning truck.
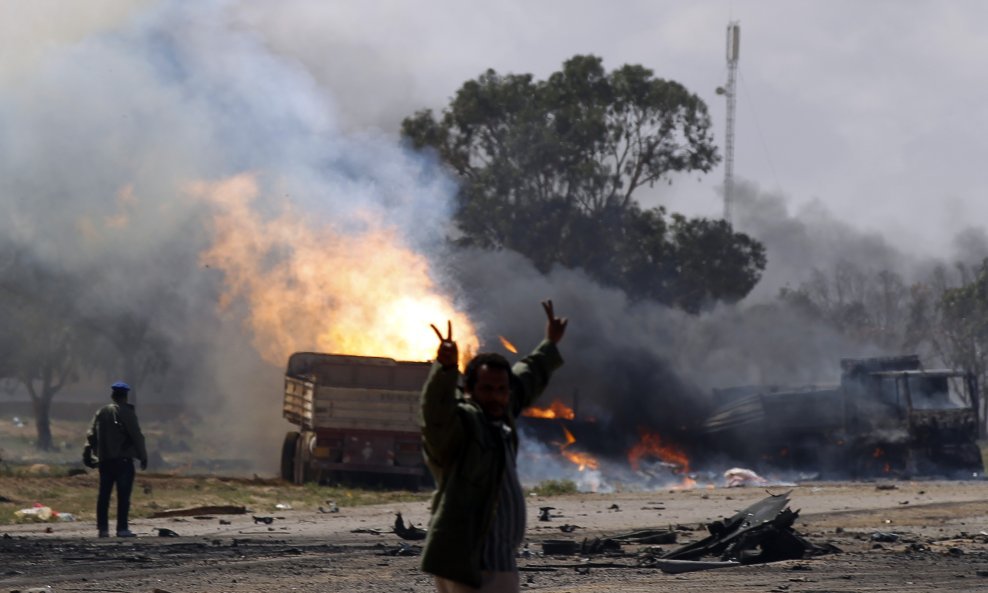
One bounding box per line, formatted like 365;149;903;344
278;348;697;489
280;352;432;488
702;355;983;478
278;347;983;488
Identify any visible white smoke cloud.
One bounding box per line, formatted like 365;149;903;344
0;1;460;468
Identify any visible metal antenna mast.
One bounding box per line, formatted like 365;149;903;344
719;21;741;223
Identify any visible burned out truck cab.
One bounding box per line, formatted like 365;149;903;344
704;355;982;478
845;357;981;475
280;352;431;487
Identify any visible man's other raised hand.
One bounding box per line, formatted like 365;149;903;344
542;300;568;344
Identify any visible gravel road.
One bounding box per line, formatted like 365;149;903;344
3;480;988;592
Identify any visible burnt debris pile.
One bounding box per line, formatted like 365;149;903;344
660;491;838;566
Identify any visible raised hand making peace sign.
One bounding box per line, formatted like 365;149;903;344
430;320;458;369
542;299;568;344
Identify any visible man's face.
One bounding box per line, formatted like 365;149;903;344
468;364;511;420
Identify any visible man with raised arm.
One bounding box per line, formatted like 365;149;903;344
420;300;568;592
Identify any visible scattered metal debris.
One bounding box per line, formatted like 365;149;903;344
393;512;426;541
611;528;677;545
150;505;247;518
659;491;837;569
252;516;275;525
378;542;421;556
640;557;740;574
539;506;556;521
542;539;579;555
156;528;180;537
581;537;622;555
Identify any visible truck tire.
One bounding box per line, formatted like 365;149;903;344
281;432;300;482
293;432;312;485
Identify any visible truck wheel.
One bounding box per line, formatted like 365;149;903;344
281;432;300;482
293;432;312;485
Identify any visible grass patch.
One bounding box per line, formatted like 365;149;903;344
527;479;577;496
0;471;431;525
0;416;434;526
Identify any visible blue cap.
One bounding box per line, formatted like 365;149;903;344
110;381;131;392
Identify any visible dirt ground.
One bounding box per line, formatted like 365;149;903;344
2;480;988;592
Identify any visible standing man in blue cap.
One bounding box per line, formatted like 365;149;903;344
83;381;148;538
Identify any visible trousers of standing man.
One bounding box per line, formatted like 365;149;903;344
435;571;519;593
97;457;135;534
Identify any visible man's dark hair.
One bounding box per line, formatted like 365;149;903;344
464;353;512;392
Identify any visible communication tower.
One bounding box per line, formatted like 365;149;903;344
718;21;741;223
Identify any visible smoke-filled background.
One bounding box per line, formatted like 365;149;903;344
3;1;988;481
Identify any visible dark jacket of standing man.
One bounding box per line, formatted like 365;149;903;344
84;381;148;538
420;301;567;591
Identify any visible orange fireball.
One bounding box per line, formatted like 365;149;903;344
193;174;479;365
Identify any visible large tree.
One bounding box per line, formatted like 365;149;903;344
778;262;915;352
402;54;764;311
0;250;89;450
936;259;988;435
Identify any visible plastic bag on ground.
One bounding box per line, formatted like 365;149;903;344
15;504;53;521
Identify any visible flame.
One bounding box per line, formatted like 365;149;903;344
555;426;598;471
561;426;576;446
523;400;576;420
499;335;518;353
872;447;885;459
193;174;479;364
627;429;690;474
562;450;599;472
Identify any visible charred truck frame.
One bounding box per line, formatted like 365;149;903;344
704;355;982;478
280;352;431;487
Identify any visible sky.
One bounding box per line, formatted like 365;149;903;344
2;1;986;471
3;1;984;255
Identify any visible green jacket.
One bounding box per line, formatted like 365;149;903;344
86;402;148;465
419;339;563;586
